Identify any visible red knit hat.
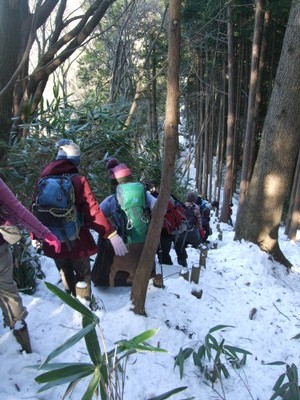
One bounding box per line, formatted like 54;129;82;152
112;163;132;182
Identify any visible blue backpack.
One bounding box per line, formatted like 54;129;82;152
33;174;82;248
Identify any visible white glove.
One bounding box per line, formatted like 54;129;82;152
32;239;43;250
108;233;128;256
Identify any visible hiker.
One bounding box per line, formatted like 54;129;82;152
96;163;156;286
105;157;120;192
0;178;61;353
142;182;188;266
174;192;202;267
196;195;212;243
211;200;219;213
32;140;127;298
228;202;233;226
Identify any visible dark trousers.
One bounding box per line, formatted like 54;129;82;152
174;229;201;266
55;257;91;296
158;231;174;265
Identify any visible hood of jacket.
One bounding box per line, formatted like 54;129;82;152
40;159;79;177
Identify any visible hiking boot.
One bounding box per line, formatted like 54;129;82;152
178;259;187;268
13;320;32;353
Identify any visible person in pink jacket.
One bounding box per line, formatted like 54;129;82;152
0;177;61;353
32;140;127;298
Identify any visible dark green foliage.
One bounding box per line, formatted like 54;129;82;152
12;233;44;295
33;282;174;400
174;325;251;384
269;363;300;400
2;92;186;207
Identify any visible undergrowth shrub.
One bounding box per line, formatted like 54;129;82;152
33;282;189;400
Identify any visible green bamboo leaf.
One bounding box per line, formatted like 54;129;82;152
196;344;206;360
116;329;159;349
82;368;102;400
264;361;286;366
287;384;300;400
291;333;300;339
36;364;95;383
99;364;109;389
273;373;287;391
36;365;95;392
220;363;230;379
192;351;203;368
126;342;166;353
147;386;189;400
34;362;93;371
223;344;252;356
62;378;81;400
116;329;167;353
204;335;212;361
288;363;298;382
45;282;98;323
206;333;219;351
39;323;96;368
214;345;222;364
274;382;291;396
82;315;102;366
131;328;159;343
208;325;234;334
174;348;193;379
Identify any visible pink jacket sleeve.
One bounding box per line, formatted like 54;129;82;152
0;178;51;240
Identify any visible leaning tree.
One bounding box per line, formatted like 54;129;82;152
0;0;117;160
234;0;300;269
131;0;181;315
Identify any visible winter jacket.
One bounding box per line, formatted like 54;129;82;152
0;178;52;246
184;201;202;230
32;159;114;259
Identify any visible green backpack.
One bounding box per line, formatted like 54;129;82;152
115;182;150;245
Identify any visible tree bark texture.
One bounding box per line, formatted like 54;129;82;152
238;0;262;205
220;5;235;223
285;149;300;241
234;0;300;268
131;0;181;315
0;0;25;155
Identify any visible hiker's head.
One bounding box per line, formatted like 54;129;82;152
106;157;120;187
112;163;132;184
106;157;120;170
211;200;219;210
142;180;159;197
186;192;197;203
56;140;80;165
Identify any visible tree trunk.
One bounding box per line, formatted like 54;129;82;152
220;5;235;223
237;0;262;208
131;0;181;315
0;1;26;158
285;149;300;241
234;0;300;269
0;0;117;144
252;8;269;161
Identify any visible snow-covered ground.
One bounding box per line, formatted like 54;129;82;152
1;205;299;400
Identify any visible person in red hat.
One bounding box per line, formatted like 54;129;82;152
93;163;156;286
